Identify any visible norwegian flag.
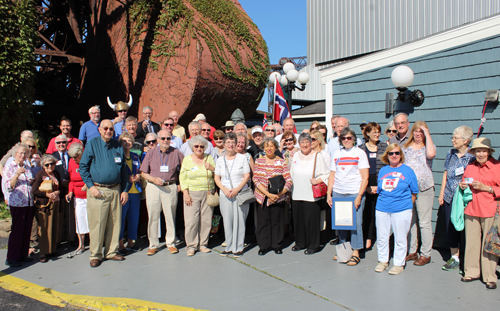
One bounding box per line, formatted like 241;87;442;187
262;113;268;130
273;78;291;125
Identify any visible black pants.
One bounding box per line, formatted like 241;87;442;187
256;199;285;250
363;192;377;242
293;200;320;251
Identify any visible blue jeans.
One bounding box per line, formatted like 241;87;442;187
120;193;141;240
331;191;365;250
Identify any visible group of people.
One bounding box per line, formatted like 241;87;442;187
1;104;499;290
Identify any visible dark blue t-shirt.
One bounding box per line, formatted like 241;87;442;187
376;164;419;213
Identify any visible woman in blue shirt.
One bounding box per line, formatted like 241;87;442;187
374;143;419;275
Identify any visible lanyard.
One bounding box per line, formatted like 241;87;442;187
223;155;236;181
159;147;169;167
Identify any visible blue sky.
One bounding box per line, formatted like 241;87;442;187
238;0;308;111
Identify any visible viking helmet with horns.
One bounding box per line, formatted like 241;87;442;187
107;95;133;111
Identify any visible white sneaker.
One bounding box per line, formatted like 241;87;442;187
222;241;227;247
375;262;388;273
388;265;404;275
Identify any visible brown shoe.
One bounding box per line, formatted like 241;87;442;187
414;255;431;266
147;248;158;256
107;254;125;261
168;246;179;254
406;252;418;261
90;259;101;268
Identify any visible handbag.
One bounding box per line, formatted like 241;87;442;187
39;179;53;192
203;157;219;207
210;215;222;234
268;175;286;194
484;207;500;257
335;242;353;263
312;153;327;198
224;155;255;205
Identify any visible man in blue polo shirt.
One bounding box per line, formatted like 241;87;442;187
79;105;101;145
79;119;129;268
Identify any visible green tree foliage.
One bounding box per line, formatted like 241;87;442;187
0;0;37;156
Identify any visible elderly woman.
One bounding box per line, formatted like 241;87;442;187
403;121;436;266
327;127;369;266
179;135;216;256
214;133;251;257
236;133;255;172
65;143;88;255
384;121;397;144
459;138;500;289
3;143;34;267
118;132;142;254
290;133;330;254
438;126;475;272
213;129;225;160
253;137;292;255
281;130;299;162
32;154;61;263
359;122;388;250
374;144;418;275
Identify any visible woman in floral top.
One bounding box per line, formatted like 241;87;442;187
253;137;292;255
403;121;436;266
3;143;34;267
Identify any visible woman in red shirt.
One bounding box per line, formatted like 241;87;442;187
459;137;500;290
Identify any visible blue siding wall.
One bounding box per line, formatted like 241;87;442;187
329;35;500;237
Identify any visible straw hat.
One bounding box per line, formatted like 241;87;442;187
221;120;235;129
468;137;495;153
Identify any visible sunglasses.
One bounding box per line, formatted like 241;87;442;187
340;136;353;141
146;140;156;145
117;110;127;113
163;123;174;127
56;141;67;144
193;145;204;149
214;137;223;141
225;128;233;132
265;129;275;132
44;163;55;167
284;138;294;142
28;145;36;149
201;129;210;132
311;127;318;131
387;130;398;134
311;138;317;141
102;127;114;132
388;151;401;156
159;137;171;141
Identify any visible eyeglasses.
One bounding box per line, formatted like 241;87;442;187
201;129;210;132
159;137;171;141
340;136;353;141
44;163;55;167
102;127;114;132
146;140;156;145
388;151;401;156
90;112;100;114
451;136;464;141
395;121;408;126
27;145;36;149
117;110;127;113
311;138;317;141
284;138;294;142
193;145;204;149
265;129;275;132
311;127;318;131
387;130;398;134
56;141;67;144
163;123;174;127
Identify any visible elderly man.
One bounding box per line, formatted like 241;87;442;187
140;129;184;255
389;113;411;146
169;111;186;142
222;120;235;133
124;116;144;155
274;123;283;136
327;117;363;159
110;98;132;139
328;115;341;142
201;122;216;147
275;118;299;143
161;117;184;149
194;113;215;140
46;117;82;154
137;106;160;139
79;120;129;267
234;122;247;135
180;121;217;158
0;131;36;176
248;126;263;158
79;106;101;145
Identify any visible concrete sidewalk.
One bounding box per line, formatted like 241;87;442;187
1;238;499;310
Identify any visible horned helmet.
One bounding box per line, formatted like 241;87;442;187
107;95;133;111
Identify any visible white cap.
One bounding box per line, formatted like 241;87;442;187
193;113;206;122
252;128;263;135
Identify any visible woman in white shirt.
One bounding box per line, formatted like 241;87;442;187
327;127;369;266
290;133;330;254
214;132;251;258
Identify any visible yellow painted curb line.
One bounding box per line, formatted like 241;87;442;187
0;272;205;310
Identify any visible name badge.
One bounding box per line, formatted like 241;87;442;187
56;160;62;165
43;176;50;180
76;168;79;173
455;166;464;176
369;153;377;158
114;157;121;163
133;161;139;166
160;165;169;173
192;166;198;171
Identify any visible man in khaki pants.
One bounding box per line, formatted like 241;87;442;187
140;130;184;256
79;119;129;268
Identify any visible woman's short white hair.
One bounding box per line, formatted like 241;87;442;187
453;126;474;146
188;135;209;150
384;120;395;135
68;143;84;158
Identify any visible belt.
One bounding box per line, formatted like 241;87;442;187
162;180;177;186
94;183;119;188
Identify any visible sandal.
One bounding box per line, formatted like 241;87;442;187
346;255;361;266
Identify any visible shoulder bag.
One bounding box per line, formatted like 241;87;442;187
484;206;500;257
224;155;255;205
312;153;327;198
